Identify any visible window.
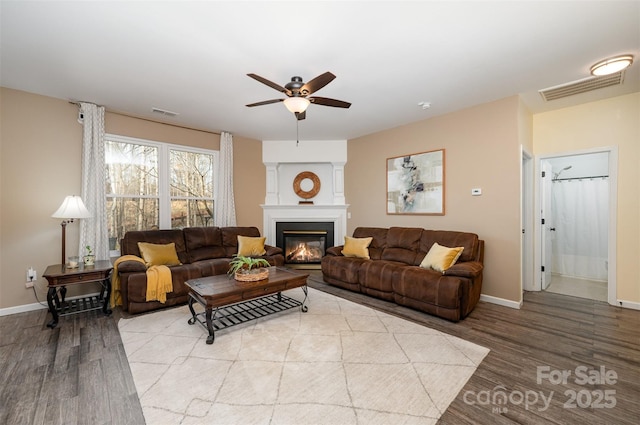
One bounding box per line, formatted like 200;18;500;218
169;148;215;228
105;134;217;253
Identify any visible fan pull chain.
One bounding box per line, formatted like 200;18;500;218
296;115;300;147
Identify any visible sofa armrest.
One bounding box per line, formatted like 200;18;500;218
326;245;344;256
264;244;283;256
117;260;147;273
444;261;483;278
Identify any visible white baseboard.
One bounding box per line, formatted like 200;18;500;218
0;292;101;317
479;292;640;311
615;299;640;310
480;293;523;309
0;301;49;316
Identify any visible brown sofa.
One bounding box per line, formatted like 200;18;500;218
321;227;484;321
116;226;284;314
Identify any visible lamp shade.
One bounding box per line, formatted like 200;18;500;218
283;97;311;114
52;195;91;219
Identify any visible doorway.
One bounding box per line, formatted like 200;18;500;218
536;148;617;304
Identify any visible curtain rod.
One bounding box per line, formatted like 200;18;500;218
68;101;221;136
553;175;609;182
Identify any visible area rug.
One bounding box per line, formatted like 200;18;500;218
118;287;489;425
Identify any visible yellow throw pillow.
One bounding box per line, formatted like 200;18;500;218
137;242;181;267
342;236;373;259
420;242;464;273
237;235;267;256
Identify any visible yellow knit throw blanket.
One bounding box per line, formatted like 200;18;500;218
111;255;173;307
145;264;173;304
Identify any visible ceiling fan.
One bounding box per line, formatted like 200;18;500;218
245;71;351;120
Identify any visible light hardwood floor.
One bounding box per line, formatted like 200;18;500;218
545;274;608;302
1;272;638;424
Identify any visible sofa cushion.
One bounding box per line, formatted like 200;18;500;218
358;260;403;301
392;267;462;310
121;229;188;264
237;235;267;256
420;230;478;263
321;255;366;285
189;258;232;279
137;242;181;267
221;227;261;257
420;242;464;273
381;227;423;265
125;263;203;304
342;236;373;259
183;227;226;262
352;227;388;260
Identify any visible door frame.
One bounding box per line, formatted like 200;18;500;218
540;160;553;290
521;147;534;292
533;146;618;305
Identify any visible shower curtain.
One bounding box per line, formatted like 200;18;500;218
551;178;608;281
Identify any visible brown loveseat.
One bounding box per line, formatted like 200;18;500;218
116;226;284;314
321;227;484;321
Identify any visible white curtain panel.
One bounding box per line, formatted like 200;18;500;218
551;178;609;281
78;102;109;261
215;131;237;226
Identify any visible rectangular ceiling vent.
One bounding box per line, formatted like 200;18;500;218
151;107;179;117
539;72;625;102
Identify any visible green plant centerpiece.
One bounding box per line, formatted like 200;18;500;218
228;255;270;282
83;245;95;266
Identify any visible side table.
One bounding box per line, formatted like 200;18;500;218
43;260;113;328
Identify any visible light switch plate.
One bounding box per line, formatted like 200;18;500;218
471;188;482;196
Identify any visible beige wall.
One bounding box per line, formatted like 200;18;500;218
533;93;640;304
2;86;636;310
0;88;264;310
347;96;526;303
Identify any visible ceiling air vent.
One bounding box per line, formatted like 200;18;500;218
151;107;179;117
539;72;625;102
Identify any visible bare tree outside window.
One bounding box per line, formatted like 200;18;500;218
105;137;216;254
170;149;214;228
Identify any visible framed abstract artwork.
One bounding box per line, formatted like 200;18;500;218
386;149;445;215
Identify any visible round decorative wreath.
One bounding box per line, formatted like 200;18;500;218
293;171;321;199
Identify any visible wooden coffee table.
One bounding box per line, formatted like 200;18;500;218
185;267;309;344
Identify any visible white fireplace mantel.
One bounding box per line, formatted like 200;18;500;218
261;140;349;248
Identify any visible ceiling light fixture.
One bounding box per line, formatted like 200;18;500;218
590;54;633;76
283;97;310;114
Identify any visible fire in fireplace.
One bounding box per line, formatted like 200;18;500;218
284;231;326;267
276;221;335;269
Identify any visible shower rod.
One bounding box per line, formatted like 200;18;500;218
552;175;609;182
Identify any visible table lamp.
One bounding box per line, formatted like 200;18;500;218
52;195;91;265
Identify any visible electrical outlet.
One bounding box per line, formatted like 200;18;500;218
25;267;36;288
26;267;36;282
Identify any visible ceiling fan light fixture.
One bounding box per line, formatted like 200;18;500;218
590;54;633;76
283;97;310;114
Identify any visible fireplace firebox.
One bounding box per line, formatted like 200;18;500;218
284;231;326;267
276;222;334;269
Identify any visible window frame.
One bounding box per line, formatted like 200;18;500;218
105;133;218;253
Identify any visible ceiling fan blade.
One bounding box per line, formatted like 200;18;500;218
295;110;306;120
300;72;336;95
247;73;289;94
309;96;351;108
246;98;285;107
